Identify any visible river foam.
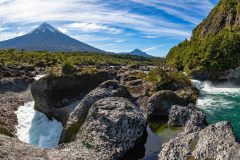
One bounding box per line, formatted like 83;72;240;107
191;79;240;140
15;101;63;148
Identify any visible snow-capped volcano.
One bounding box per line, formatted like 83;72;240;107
0;23;105;53
30;23;60;33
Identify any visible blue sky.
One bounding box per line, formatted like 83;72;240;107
0;0;219;57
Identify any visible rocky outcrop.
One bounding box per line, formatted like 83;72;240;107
48;97;146;159
31;71;116;123
221;66;240;85
159;122;240;160
0;65;35;78
0;77;33;137
0;95;146;160
120;72;153;98
61;80;131;143
0;134;48;160
168;104;207;133
146;90;187;120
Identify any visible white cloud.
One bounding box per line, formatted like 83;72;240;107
0;31;25;41
144;35;158;39
64;23;122;34
0;0;194;38
129;0;214;24
144;46;159;52
57;27;68;34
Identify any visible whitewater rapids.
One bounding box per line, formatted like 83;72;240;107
15;75;63;148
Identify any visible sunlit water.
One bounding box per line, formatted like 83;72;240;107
192;80;240;140
15;75;63;148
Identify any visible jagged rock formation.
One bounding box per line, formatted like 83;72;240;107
159;122;240;160
146;90;187;119
168;104;207;133
192;0;240;39
61;80;131;143
31;72;116;123
48;97;146;160
0;76;33;137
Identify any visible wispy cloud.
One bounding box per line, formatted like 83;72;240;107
64;23;122;34
144;46;159;52
129;0;214;24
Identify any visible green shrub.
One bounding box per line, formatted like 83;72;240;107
62;62;75;75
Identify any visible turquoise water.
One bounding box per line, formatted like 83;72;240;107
194;80;240;140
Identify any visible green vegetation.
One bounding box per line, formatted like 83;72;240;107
0;49;155;68
166;0;240;74
167;29;240;74
137;65;190;92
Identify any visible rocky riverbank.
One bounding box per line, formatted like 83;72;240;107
0;65;240;160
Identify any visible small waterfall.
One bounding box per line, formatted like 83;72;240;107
15;101;63;148
15;75;63;148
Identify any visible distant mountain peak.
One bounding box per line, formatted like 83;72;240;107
131;49;145;54
120;49;153;58
31;22;59;34
0;22;105;53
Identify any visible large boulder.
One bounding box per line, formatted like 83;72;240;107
60;80;131;143
0;96;146;160
47;97;147;160
168;104;207;133
159;122;240;160
31;71;116;123
146;90;187;120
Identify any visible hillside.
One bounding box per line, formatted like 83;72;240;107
166;0;240;75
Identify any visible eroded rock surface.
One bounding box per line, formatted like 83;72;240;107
146;90;186;120
61;80;131;143
159;122;240;160
168;104;207;133
48;97;146;160
0;77;33;137
31;71;116;123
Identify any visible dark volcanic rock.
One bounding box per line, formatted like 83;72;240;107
159;122;240;160
48;97;147;160
0;134;47;160
168;104;207;133
146;90;187;120
31;71;116;123
61;80;131;143
0;65;35;78
0;77;33;137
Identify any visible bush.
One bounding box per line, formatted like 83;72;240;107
62;62;75;75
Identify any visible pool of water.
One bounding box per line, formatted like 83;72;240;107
193;80;240;140
123;121;181;160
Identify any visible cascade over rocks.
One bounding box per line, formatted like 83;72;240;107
61;80;132;143
31;71;116;123
0;97;146;160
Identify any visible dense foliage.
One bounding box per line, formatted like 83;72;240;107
0;49;156;68
166;0;240;74
167;29;240;74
